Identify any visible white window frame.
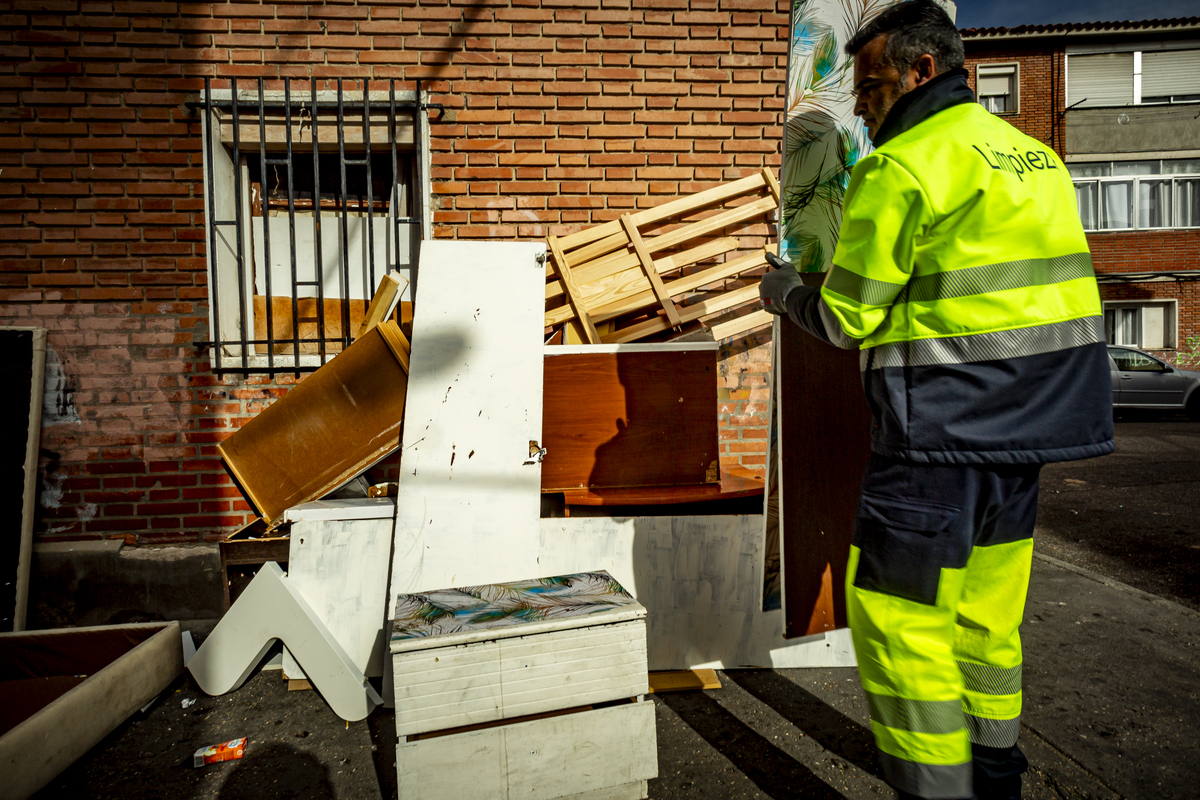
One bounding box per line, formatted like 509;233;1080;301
1103;299;1178;350
1066;44;1200;108
976;62;1019;115
199;85;431;373
1070;159;1200;232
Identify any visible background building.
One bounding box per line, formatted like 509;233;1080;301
962;17;1200;364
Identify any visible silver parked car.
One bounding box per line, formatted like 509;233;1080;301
1108;345;1200;419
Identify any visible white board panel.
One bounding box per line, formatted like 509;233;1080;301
393;619;648;736
396;702;657;800
388;240;547;612
282;516;393;680
537;516;856;670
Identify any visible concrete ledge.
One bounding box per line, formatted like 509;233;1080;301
28;542;225;628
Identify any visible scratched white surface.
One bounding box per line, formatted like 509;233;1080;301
537;515;856;670
388;240;547;616
283;511;393;679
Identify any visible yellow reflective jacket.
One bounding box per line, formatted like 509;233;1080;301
802;71;1113;463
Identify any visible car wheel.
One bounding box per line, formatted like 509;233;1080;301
1188;393;1200;422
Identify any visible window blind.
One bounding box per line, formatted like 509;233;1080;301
1142;49;1200;98
977;72;1012;97
1067;53;1133;107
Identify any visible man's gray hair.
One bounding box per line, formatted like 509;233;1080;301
844;0;964;74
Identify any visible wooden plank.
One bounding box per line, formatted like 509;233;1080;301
541;348;719;491
779;275;872;639
620;214;681;328
544;237;740;327
555;170;768;253
253;295;370;355
708;309;774;342
762;165;781;204
590;249;767;325
393;620;648;737
545;195;777;303
602;283;760;344
217;320;409;527
395;701;657;800
648;669;721;693
388;241;546;609
536;516;857;670
548;234;602;344
355;270;407;340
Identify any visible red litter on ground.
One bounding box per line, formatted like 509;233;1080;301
193;738;247;768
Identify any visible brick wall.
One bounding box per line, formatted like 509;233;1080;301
1100;279;1200;364
0;0;785;545
963;44;1063;149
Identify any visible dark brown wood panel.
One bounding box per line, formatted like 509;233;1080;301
541;349;719;491
780;276;874;639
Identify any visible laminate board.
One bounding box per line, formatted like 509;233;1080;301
541;344;719;491
217;320;409;527
282;514;393;680
388;241;546;609
777;275;873;639
537;516;856;670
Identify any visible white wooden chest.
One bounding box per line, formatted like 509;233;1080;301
390;571;656;800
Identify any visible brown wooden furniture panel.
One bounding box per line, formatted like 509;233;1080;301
779;275;873;639
541;349;719;491
218;320;410;527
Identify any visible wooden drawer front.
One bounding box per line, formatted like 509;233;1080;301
394;619;647;737
396;701;657;800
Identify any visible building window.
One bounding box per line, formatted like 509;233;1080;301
1104;300;1177;349
199;78;430;375
977;63;1018;114
1069;159;1200;231
1067;48;1200;107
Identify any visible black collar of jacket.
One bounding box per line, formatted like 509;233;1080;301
870;68;975;147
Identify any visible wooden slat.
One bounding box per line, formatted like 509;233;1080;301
603;282;760;344
550;236;739;325
708;309;774;341
648;669;722;693
555;170;769;254
545;195;777;303
590;249;767;324
355;270;407;340
762;165;782;204
620;214;681;328
548;233;602;345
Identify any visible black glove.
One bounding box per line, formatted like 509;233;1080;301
759;252;803;316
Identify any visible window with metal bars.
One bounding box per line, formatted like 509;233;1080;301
196;78;430;375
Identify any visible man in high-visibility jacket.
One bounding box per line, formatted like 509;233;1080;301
760;3;1114;799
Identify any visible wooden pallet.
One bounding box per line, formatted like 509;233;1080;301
545;168;781;344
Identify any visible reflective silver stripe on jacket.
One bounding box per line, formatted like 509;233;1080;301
825;252;1094;307
864;316;1105;370
878;751;973;799
901;253;1095;304
966;714;1021;748
959;661;1023;695
865;691;965;735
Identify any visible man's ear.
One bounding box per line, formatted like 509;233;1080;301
910;53;938;87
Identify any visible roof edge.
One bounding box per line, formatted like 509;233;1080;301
961;17;1200;41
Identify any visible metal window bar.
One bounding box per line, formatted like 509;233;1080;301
195;79;434;376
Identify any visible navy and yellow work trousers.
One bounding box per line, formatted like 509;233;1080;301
847;454;1040;800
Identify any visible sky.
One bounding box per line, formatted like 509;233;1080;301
953;0;1200;30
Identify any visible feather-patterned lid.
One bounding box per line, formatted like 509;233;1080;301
390;571;645;652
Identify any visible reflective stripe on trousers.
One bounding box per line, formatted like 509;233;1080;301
847;455;1038;799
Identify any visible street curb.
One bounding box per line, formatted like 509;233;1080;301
1033;551;1200;620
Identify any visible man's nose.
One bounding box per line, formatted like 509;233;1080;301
853;95;867;117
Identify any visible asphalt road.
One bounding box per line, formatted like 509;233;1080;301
1034;415;1200;609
